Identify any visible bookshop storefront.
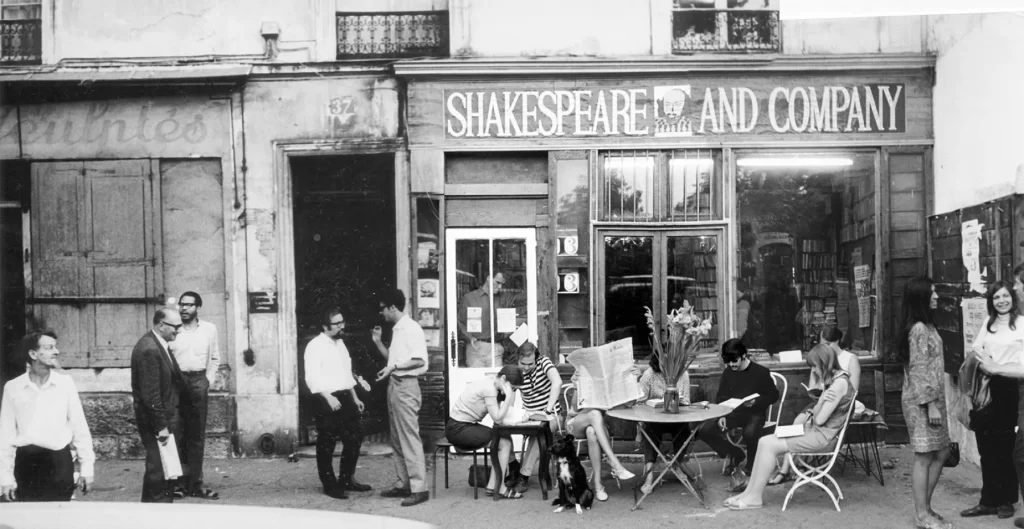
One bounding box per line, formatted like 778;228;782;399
397;56;935;438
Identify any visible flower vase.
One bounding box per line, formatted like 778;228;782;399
663;387;680;413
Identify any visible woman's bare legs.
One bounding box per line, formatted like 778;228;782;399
572;409;632;476
925;446;950;520
726;434;790;507
486;436;514;494
911;451;942;525
586;431;604;492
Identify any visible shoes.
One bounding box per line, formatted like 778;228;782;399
323;486;349;500
960;504;998;517
380;487;411;498
187;488;219;500
594;486;608;501
767;471;793;486
1014;516;1024;528
999;505;1015;519
610;466;635;487
339;480;372;492
400;491;429;507
640;483;655;495
513;475;530;495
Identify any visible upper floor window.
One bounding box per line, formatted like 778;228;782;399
1;0;41;64
336;11;449;60
672;0;780;54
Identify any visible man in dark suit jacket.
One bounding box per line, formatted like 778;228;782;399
131;308;184;503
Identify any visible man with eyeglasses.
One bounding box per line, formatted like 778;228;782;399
131;308;185;503
0;330;95;502
458;272;509;368
169;291;220;500
303;307;368;500
696;338;779;478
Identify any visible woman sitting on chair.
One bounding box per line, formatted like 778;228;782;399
565;373;636;501
444;365;525;498
724;344;855;510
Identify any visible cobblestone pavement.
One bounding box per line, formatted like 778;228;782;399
70;445;1002;529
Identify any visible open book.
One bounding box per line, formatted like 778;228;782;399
775;423;805;438
719;393;759;410
645;398;664;408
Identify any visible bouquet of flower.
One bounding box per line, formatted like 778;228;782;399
644;300;713;387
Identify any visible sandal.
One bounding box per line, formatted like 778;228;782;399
484;488;494;497
188;488;219;500
172;486;187;500
498;488;522;499
767;471;793;486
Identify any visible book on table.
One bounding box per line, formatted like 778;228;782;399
645;398;664;408
719;393;759;410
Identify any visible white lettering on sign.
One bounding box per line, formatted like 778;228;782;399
443;83;906;139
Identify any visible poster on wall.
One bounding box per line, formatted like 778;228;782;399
961;298;987;354
857;297;872;328
853;265;872;298
417;279;440;308
961;220;987;294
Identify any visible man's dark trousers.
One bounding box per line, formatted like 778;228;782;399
14;445;75;501
697;411;766;473
314;391;363;490
179;371;209;493
137;419;182;503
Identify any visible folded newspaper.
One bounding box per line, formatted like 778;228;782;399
158;435;183;480
568;338;644;410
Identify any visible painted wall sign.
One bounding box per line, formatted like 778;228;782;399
248;291;278;314
443;83;906;139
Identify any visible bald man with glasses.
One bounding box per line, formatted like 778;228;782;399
131;308;185;503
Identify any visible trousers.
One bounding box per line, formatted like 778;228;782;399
178;371;210;493
388;376;427;493
314;391;363;489
14;444;75;502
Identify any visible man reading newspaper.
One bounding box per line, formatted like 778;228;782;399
696;339;779;476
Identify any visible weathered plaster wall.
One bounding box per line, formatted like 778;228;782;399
335;0;447;11
782;15;925;54
53;0;319;61
929;12;1024;215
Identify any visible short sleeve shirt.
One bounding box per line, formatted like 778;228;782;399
449;379;497;423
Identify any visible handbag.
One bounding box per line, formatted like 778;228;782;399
467;463;489;487
943;442;961;468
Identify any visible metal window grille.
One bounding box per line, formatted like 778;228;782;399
671;8;779;53
0;18;40;64
336;11;449;59
600;150;720;222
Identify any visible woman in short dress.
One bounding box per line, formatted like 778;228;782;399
723;343;855;510
899;276;951;529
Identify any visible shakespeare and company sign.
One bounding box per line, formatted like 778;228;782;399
443;83;906;139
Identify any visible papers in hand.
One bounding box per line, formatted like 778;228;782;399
720;393;759;410
774;424;805;438
158;435;183;480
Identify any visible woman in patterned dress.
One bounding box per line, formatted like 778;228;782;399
898;276;951;529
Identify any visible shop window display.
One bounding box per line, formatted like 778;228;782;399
735;152;877;356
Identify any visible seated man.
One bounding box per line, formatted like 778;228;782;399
697;339;779;475
508;341;562;495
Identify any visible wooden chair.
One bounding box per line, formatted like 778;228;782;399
781;391;859;512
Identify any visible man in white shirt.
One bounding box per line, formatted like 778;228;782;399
373;288;429;507
303;307;368;500
169;291;220;500
0;330;95;502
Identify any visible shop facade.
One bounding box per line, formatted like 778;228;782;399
396;55;935;441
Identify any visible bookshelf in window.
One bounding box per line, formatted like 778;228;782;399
798;238;838;351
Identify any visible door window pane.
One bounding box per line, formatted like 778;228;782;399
667;235;720;353
454;238;529;368
602;154;656;222
735;152;877;354
603;235;654;356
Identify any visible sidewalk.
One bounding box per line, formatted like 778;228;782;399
75;445;998;529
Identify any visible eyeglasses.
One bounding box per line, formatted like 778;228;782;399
328;320;345;327
162;321;183;331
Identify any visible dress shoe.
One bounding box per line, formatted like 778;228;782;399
1014;516;1024;528
998;505;1015;519
340;480;372;492
323;486;349;500
960;504;998;517
400;491;429;507
380;486;411;498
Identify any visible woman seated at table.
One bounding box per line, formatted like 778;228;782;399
637;354;692;495
768;325;863;485
724;344;855;510
566;373;637;501
444;365;526;498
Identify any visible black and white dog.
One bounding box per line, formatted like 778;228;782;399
549;432;594;514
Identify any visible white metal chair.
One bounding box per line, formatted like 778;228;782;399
560;383;585;456
781;390;859;512
722;371;787;473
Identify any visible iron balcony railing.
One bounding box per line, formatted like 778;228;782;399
672;9;780;53
336;11;449;60
0;18;41;64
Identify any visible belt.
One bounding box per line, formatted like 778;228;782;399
181;370;207;375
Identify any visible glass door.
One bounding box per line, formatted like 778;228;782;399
445;228;537;415
598;229;724;360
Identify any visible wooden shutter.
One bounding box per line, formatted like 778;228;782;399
30;160;162;367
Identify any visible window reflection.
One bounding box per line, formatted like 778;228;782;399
603;236;653;355
454;238;528;368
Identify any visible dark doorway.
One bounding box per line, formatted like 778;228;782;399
0;161;28;400
291;154;396;445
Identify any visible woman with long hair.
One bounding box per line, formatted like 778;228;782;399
723;344;855;510
636;353;692;495
963;280;1023;519
898;276;950;529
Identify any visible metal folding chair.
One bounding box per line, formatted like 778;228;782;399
781;391;859;512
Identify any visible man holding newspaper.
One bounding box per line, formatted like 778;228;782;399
696;339;780;476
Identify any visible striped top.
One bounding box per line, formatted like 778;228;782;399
521;356;562;412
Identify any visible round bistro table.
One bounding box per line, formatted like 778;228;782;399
607;403;732;510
